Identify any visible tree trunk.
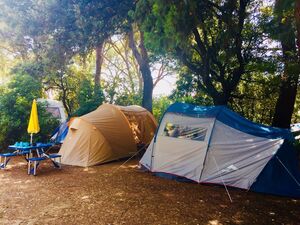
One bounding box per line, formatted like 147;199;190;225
272;0;299;128
95;41;105;88
128;26;153;112
213;93;230;106
296;0;300;54
58;73;71;117
140;64;153;112
272;76;298;128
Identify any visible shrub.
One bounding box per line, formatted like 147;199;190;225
0;73;59;150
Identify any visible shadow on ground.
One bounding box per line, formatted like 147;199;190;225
0;157;299;225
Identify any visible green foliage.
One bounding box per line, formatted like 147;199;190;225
230;72;280;125
72;79;104;116
0;0;135;59
0;73;59;150
170;68;213;106
136;0;262;105
152;96;172;122
101;36;144;104
114;93;142;107
0;0;299;130
292;139;300;157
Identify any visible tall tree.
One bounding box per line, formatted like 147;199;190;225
136;0;258;105
94;41;105;90
272;0;299;128
296;0;300;54
128;26;153;112
2;0;157;111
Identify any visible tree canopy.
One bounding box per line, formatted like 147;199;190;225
0;0;299;148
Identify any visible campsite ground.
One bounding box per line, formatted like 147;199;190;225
0;157;299;225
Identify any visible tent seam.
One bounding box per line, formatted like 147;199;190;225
198;106;223;182
150;103;175;170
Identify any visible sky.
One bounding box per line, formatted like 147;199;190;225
153;74;177;97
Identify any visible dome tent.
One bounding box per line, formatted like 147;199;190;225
59;104;157;167
140;103;300;198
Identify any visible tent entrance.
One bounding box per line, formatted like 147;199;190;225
122;111;156;145
150;113;216;182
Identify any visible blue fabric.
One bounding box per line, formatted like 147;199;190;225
250;141;300;198
155;172;196;183
48;154;61;158
166;102;292;139
36;143;53;148
51;122;69;144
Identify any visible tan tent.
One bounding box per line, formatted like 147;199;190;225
58;104;157;167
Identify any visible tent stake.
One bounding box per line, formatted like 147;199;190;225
276;156;300;186
212;156;233;203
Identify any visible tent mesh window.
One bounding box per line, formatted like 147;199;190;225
163;122;207;141
122;113;142;144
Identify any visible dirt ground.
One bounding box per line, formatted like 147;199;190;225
0;156;299;225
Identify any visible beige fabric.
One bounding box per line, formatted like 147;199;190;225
59;104;157;167
119;105;157;145
59;118;113;167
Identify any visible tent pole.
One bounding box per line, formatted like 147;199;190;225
212;156;233;203
276;156;300;186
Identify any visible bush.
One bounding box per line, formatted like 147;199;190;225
152;96;173;122
71;79;105;116
0;73;59;150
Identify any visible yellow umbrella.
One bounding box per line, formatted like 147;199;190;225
27;99;40;144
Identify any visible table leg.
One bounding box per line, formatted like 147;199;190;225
0;155;3;169
28;161;31;175
34;161;37;176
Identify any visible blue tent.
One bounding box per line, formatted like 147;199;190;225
140;103;300;198
50;121;69;144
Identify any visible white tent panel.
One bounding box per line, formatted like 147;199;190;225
151;113;215;182
152;136;208;182
140;138;154;170
200;120;284;189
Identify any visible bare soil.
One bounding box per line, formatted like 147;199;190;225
0;156;299;225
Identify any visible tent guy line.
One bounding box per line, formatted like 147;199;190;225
276;156;300;187
212;156;233;203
